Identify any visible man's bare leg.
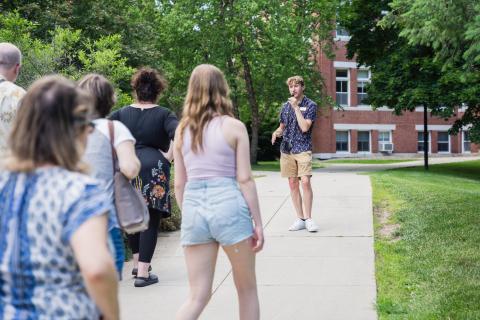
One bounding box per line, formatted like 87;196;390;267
289;177;304;218
288;177;307;231
300;176;313;219
301;175;318;232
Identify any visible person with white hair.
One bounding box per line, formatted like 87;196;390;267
0;42;25;157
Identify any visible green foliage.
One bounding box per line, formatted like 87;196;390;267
340;1;445;113
0;12;55;87
390;0;479;69
0;0;163;68
389;0;480;142
2;1;338;161
154;0;337;161
0;12;134;108
114;92;134;112
339;0;395;67
371;160;480;318
340;0;480;143
77;34;135;93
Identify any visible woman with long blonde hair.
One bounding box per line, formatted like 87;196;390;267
174;64;264;320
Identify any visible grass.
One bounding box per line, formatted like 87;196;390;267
252;160;324;171
326;159;416;164
370;160;480;319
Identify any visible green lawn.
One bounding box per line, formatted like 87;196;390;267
370;160;480;319
252;160;324;171
326;159;416;164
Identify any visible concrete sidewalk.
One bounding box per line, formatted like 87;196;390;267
119;172;377;319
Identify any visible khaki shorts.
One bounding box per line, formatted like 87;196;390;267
280;151;312;178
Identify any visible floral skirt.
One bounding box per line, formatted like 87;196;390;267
133;148;171;217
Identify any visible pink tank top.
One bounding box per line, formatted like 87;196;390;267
182;116;236;180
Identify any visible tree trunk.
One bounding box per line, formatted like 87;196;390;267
423;105;429;170
237;34;259;164
220;0;239;119
227;57;240;118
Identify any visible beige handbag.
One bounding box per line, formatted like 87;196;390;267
108;121;149;234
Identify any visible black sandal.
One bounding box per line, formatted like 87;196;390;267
134;273;158;287
131;265;152;277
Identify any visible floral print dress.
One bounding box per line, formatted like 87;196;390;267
110;105;178;217
133;159;171;216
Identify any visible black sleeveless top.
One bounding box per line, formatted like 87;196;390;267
110;106;178;215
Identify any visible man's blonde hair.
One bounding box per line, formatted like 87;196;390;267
286;76;304;87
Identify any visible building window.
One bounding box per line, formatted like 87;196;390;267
358;131;370;152
378;131;391;143
418;132;430;152
336;131;349;152
357;70;370;105
463;131;471;153
336;26;350;38
437;132;450;153
336;69;349;106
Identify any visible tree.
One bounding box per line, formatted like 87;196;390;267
339;0;471;169
388;0;480;143
0;0;162;69
2;2;339;163
155;0;336;163
0;12;134;106
346;0;480;144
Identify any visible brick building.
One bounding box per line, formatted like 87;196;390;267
311;32;478;159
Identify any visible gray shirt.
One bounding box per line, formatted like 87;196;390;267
83;119;135;229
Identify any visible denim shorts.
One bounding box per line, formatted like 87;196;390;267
181;177;254;246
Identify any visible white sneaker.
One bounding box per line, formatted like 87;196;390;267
305;219;319;232
288;218;306;231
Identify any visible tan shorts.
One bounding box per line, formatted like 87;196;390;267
280;151;312;178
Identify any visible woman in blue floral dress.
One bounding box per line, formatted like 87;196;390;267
0;76;119;319
110;68;178;287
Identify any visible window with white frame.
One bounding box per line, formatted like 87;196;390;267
437;132;450;152
335;23;350;38
358;131;370;152
418;132;430;152
357;69;370;105
336;131;349;152
336;69;349;106
463;131;471;152
378;131;391;143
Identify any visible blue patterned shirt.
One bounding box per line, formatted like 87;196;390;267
279;96;317;154
0;167;112;319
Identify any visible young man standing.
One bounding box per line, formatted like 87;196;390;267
271;76;319;232
0;42;25;157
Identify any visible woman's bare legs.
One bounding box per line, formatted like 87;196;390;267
223;238;259;320
176;242;219;320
